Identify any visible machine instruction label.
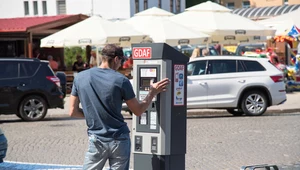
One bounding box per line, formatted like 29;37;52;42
174;64;185;106
150;111;157;130
140;68;156;77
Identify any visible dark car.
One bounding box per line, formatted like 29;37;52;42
174;45;219;57
0;128;7;163
235;43;267;56
0;58;65;121
55;71;67;98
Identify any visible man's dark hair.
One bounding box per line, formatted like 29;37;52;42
101;44;124;61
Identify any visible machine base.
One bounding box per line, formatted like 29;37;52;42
133;153;185;170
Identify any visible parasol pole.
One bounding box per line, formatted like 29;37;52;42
96;46;100;66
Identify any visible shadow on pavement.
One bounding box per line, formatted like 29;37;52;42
0;115;79;124
0;161;126;170
0;161;82;170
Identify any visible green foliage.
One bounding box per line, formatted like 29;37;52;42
186;0;220;8
64;47;86;68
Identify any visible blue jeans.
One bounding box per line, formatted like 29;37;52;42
83;133;131;170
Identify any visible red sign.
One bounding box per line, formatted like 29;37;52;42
132;47;152;59
174;65;184;71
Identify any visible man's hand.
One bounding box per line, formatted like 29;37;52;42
149;78;170;96
69;95;85;118
125;78;170;117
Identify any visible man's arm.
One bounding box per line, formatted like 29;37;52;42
125;78;169;116
69;95;85;118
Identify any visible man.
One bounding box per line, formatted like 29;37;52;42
72;55;86;72
122;55;133;69
35;49;41;59
47;55;58;71
202;48;209;56
69;44;169;170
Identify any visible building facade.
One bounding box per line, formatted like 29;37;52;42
222;0;300;9
0;0;185;19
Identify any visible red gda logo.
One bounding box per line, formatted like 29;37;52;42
132;47;152;59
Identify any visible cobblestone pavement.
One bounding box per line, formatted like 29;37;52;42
0;110;300;170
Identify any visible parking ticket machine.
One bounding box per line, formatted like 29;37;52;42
131;43;189;170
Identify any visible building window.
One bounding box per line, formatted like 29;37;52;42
135;0;139;13
242;1;250;8
144;0;148;10
42;1;47;15
158;0;161;8
176;0;181;13
24;1;29;15
170;0;173;12
226;2;235;10
284;0;288;5
57;0;66;15
33;1;38;15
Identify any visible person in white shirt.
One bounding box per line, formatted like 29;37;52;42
89;51;98;68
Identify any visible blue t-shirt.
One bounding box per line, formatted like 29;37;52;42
71;67;135;141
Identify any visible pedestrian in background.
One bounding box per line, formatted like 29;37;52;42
190;47;200;61
72;55;86;72
47;55;58;71
214;44;221;54
89;51;98;68
69;44;169;170
202;48;209;56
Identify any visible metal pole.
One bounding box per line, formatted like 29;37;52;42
96;46;100;66
91;0;94;16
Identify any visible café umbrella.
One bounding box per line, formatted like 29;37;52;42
124;17;209;46
170;1;275;44
40;15;148;48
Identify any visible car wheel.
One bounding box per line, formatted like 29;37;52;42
226;109;244;116
19;95;48;121
15;112;22;119
241;91;267;116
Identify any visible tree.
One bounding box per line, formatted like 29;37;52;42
186;0;222;8
64;47;86;69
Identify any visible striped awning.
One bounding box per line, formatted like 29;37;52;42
232;4;300;20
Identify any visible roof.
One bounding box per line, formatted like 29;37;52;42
0;15;87;33
232;4;300;20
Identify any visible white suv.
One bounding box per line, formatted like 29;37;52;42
123;56;286;116
187;56;286;116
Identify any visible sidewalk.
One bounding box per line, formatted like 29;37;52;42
123;92;300;118
187;91;300;116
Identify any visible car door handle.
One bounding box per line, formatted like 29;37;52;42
238;80;246;83
19;83;26;87
199;82;207;85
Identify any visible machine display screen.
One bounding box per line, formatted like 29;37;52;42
141;79;151;87
139;67;157;101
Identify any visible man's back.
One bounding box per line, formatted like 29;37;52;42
68;44;170;170
72;67;135;141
